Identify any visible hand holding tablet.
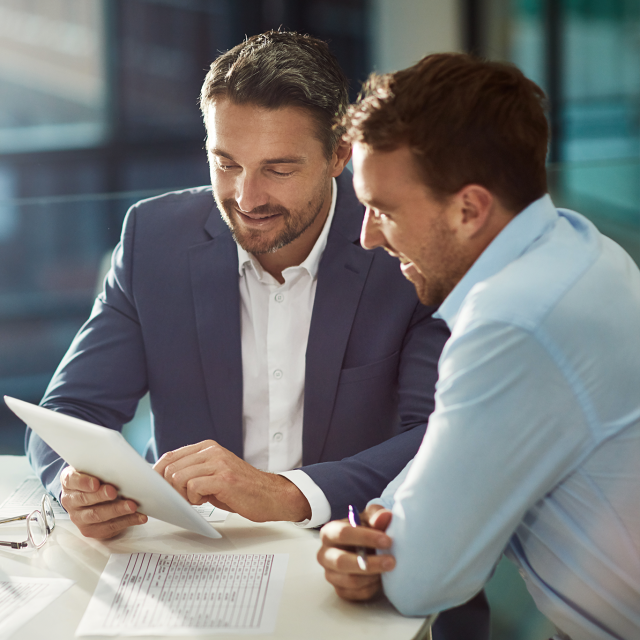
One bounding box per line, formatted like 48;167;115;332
59;466;148;539
4;396;220;540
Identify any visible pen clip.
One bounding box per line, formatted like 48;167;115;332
348;504;360;528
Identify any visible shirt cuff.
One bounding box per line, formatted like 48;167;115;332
278;469;332;528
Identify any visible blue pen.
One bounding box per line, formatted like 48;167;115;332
348;504;369;571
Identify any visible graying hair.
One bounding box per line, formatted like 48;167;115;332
200;30;349;158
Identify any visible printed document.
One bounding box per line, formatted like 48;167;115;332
0;477;228;523
192;503;229;522
0;577;74;640
0;477;68;519
77;552;289;636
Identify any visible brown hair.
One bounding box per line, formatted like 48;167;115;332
344;53;549;212
200;30;349;159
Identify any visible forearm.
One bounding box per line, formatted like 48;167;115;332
278;470;330;527
382;496;490;616
272;474;312;522
367;458;413;511
26;429;68;500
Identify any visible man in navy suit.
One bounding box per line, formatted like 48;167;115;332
27;32;443;531
29;30;450;535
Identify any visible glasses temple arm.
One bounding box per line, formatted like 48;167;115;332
0;515;28;525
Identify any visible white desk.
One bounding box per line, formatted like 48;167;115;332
0;455;424;639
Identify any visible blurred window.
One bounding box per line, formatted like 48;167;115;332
485;0;640;161
0;0;107;153
0;0;369;454
480;0;640;265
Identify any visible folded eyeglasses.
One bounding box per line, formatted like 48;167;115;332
0;494;56;549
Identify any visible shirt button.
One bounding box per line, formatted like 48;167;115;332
272;432;283;442
273;369;283;379
275;292;284;303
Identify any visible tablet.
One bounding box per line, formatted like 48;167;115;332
5;396;221;540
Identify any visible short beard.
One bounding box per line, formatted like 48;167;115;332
415;278;450;307
404;212;470;308
215;181;329;255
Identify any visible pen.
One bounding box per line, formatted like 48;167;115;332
347;504;369;571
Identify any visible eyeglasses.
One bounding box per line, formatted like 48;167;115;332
0;495;56;549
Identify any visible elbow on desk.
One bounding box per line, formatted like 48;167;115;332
382;564;487;617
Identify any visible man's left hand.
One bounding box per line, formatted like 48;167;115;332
153;440;312;523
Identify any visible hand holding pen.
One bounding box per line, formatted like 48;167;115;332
317;504;395;602
348;505;370;570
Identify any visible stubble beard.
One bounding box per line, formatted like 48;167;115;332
404;217;468;308
401;266;449;307
215;179;329;255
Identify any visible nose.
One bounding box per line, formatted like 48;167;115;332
360;208;386;250
235;172;268;212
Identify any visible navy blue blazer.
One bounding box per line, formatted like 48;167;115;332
26;172;449;520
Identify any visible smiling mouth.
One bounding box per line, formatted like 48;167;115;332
383;246;411;264
237;209;282;222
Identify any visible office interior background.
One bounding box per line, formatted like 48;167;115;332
0;0;637;637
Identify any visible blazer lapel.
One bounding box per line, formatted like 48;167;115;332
188;210;244;457
303;174;373;464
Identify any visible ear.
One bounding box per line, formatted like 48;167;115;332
329;139;353;177
450;185;495;239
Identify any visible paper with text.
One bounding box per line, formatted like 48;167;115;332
192;503;230;522
76;552;288;636
0;577;74;640
0;477;68;519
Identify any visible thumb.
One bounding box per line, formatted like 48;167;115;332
369;507;393;532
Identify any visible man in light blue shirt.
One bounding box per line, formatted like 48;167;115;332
317;53;640;640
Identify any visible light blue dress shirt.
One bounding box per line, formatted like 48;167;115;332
372;195;640;640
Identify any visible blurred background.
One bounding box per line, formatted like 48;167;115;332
0;1;637;637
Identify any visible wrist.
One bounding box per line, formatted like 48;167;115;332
275;475;312;522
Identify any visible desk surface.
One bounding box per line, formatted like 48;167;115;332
0;455;423;640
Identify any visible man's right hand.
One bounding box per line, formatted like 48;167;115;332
60;466;148;539
318;504;395;601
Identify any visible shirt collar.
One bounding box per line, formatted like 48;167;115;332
237;177;338;281
435;194;557;329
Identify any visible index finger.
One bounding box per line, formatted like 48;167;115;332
320;519;392;550
61;466;102;493
154;440;216;475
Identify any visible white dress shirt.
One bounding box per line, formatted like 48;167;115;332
236;178;337;528
371;195;640;639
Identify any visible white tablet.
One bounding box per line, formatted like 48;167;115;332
5;396;221;540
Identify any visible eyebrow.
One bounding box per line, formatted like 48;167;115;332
366;198;392;210
356;193;394;212
209;148;308;165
